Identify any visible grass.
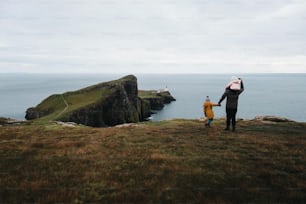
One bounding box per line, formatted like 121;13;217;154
138;89;172;100
59;88;111;119
32;87;112;123
0;119;306;203
138;90;158;99
30;75;136;123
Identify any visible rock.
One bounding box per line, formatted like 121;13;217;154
146;97;165;110
65;75;142;127
114;123;142;128
159;91;176;104
54;121;77;127
252;116;295;123
25;95;59;120
139;90;176;110
0;117;27;126
25;75;175;127
141;99;151;119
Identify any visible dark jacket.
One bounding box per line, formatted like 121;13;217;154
218;81;244;109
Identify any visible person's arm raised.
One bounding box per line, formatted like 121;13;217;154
239;79;244;94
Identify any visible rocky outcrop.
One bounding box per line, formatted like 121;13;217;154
66;76;142;127
252;116;295;123
25;106;54;120
0;117;27;126
143;91;176;110
25;75;175;127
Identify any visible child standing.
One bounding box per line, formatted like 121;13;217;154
203;96;220;127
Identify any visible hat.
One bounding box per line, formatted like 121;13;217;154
205;96;210;102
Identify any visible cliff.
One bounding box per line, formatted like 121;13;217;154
139;90;176;110
25;75;175;127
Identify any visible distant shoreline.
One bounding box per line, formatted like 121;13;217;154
1;72;306;76
0;115;300;127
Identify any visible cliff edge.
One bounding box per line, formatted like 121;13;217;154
25;75;175;127
1;119;305;203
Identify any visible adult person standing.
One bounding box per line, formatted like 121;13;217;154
218;77;244;132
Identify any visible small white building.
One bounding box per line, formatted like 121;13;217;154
157;86;168;93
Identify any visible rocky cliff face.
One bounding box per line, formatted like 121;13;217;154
65;76;142;127
25;75;175;127
148;91;176;110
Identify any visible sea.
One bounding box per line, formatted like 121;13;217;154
0;73;306;122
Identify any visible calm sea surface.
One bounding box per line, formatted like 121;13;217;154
0;73;305;122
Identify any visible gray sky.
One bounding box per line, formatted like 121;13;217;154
1;0;306;73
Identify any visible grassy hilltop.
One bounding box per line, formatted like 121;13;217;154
25;77;122;122
25;75;175;127
1;119;306;203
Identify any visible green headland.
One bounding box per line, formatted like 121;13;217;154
25;75;175;127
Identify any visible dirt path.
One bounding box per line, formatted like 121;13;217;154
55;94;69;119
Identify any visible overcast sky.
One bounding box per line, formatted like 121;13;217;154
0;0;306;73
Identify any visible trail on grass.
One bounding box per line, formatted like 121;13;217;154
55;94;69;119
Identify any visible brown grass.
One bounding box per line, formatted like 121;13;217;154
0;119;306;203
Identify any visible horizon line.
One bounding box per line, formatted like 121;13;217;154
0;72;306;75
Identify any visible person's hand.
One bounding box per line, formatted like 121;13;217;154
218;103;221;106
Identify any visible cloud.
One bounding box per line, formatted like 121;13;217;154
267;2;306;19
0;0;306;73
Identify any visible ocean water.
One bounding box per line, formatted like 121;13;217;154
0;73;305;122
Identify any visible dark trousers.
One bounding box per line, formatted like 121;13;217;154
226;108;237;129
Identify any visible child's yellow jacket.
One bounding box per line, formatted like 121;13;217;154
203;102;219;119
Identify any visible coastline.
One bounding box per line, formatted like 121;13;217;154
0;115;301;127
1;73;306;122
